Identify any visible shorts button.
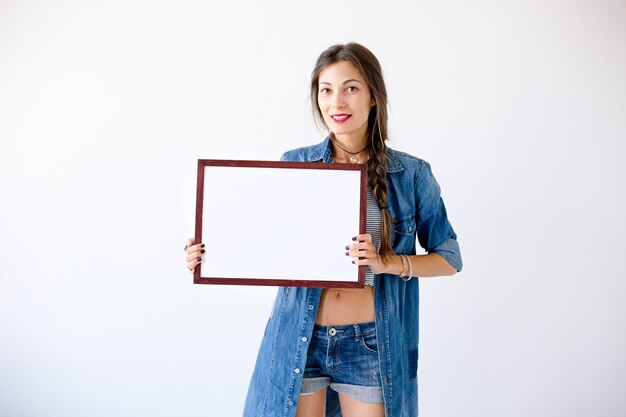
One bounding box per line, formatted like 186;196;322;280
328;328;337;336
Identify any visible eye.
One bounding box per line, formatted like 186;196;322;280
346;86;359;93
319;87;331;95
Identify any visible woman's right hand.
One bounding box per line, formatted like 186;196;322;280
184;237;205;273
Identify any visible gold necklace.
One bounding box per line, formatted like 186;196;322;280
332;138;367;163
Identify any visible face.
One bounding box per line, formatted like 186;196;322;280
317;61;374;144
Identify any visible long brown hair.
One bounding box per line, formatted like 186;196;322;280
310;43;394;260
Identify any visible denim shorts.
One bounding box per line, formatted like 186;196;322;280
300;321;384;404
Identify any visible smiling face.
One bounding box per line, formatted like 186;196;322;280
317;60;374;146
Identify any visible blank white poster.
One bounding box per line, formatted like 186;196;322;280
199;164;364;285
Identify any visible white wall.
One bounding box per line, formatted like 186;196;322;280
1;1;625;416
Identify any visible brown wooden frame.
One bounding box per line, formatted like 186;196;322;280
194;159;368;287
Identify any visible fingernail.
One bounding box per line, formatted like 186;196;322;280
197;257;202;262
345;252;349;256
184;245;188;251
352;260;355;264
201;249;206;254
201;244;205;248
345;246;349;250
352;237;357;241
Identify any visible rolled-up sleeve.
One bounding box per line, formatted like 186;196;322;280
430;237;462;272
415;161;463;272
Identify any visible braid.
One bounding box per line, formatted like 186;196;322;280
367;120;394;262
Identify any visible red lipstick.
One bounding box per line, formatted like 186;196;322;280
331;114;351;124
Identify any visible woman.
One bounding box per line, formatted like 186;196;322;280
185;43;462;417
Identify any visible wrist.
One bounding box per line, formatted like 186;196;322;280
388;255;405;275
388;254;413;281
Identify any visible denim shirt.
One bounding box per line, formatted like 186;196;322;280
243;137;462;417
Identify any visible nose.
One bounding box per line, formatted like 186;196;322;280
331;92;346;109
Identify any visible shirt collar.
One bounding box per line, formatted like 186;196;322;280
386;150;404;173
307;136;334;163
308;135;404;173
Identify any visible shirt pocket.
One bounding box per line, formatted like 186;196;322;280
393;215;417;252
394;215;416;236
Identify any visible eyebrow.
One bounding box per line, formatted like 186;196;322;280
319;79;364;86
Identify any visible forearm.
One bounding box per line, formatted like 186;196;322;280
383;253;457;278
349;234;459;278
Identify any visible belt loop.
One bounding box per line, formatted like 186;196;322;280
353;323;361;341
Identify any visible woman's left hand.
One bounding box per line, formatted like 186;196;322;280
346;234;387;274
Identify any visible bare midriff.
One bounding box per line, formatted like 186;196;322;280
315;286;375;325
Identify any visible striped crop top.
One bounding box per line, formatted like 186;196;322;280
365;187;382;286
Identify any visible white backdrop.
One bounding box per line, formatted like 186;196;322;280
1;1;625;416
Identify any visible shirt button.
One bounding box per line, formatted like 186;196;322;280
308;305;314;310
301;337;308;343
287;400;294;406
294;368;301;374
